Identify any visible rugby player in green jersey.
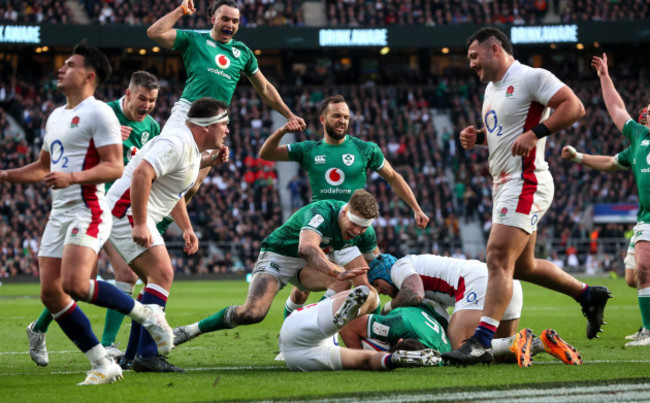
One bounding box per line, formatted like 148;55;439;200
146;0;305;234
172;189;382;346
561;109;650;343
260;95;429;317
573;54;650;347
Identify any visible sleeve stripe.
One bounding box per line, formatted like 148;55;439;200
300;227;323;237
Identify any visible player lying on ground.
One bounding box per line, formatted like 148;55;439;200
363;253;582;366
279;285;443;371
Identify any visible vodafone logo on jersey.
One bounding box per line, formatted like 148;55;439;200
215;54;231;69
325;168;345;186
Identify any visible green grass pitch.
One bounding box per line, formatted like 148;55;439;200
1;277;649;401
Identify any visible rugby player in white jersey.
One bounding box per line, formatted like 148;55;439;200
443;27;611;366
0;42;172;385
106;97;229;372
357;254;582;367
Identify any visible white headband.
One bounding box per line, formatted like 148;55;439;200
187;111;229;127
346;210;374;227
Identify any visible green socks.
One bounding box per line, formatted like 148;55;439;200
33;308;54;333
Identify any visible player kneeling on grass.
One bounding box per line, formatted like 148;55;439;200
280;285;442;371
173;189;381;345
106;97;230;372
363;254;582;367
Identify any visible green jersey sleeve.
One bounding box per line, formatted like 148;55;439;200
300;203;335;238
365;141;385;172
622;119;648;143
287;141;314;165
615;147;632;169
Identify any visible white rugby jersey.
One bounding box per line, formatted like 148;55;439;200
391;254;487;308
482;61;564;186
107;125;200;224
42;96;121;209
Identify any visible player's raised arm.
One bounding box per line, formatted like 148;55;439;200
258;121;303;161
248;71;306;130
562;145;625;172
376;160;429;228
592;53;632;132
147;0;195;49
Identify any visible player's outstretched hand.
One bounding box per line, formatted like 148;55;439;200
120;125;133;141
414;210;429;228
459;126;478;149
0;171;7;183
337;266;368;281
561;145;578;160
183;229;199;255
511;131;538;157
591;53;609;78
44;171;74;189
182;0;196;15
132;224;153;248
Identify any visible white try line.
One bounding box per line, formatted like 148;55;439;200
298;383;650;403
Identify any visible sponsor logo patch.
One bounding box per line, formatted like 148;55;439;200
315;155;326;164
342;153;355;166
215;54;231;69
307;214;325;228
506;85;515;98
325;168;345;186
70;116;80;128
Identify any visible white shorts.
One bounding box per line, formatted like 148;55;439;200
279;299;343;371
328;246;362;267
108;215;164;264
625;237;636;270
39;203;111;258
253;251;308;290
492;179;553;234
443;266;522;321
160;100;190;136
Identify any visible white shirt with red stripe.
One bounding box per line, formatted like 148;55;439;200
390;254;486;309
42;96;121;210
482;60;564;186
106;125;201;224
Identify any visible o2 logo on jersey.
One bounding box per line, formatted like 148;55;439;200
531;214;539;226
466;291;478;304
484;109;503;136
215;54;231;69
325;168;345;186
50;140;69;168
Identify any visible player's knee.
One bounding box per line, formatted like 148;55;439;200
61;279;89;301
147;266;174;289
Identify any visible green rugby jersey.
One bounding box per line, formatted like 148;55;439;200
287;135;385;202
260;199;377;258
106;98;160;191
368;305;451;355
622;119;650;223
173;30;259;104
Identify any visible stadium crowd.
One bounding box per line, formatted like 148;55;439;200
2;59;643;277
2;1;649;27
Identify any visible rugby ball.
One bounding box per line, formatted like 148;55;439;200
360;337;389;351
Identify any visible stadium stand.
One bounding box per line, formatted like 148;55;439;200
2;1;648;27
